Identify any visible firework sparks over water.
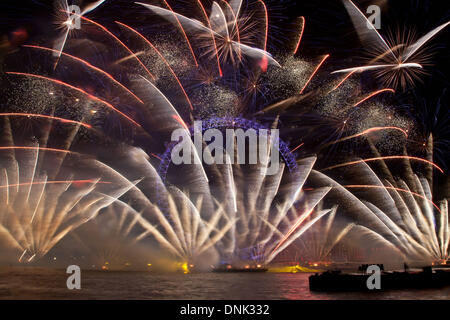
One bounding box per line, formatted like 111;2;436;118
0;0;448;276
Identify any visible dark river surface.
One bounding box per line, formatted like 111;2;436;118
0;268;449;299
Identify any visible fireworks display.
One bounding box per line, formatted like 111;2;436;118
0;0;448;278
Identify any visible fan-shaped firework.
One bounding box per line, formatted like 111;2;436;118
205;155;334;265
66;193;232;271
296;205;354;267
0;118;132;263
310;137;448;265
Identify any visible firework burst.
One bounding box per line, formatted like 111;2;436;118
332;0;449;90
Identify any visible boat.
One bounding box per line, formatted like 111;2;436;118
309;266;450;291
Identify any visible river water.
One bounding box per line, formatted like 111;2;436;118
0;268;449;299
